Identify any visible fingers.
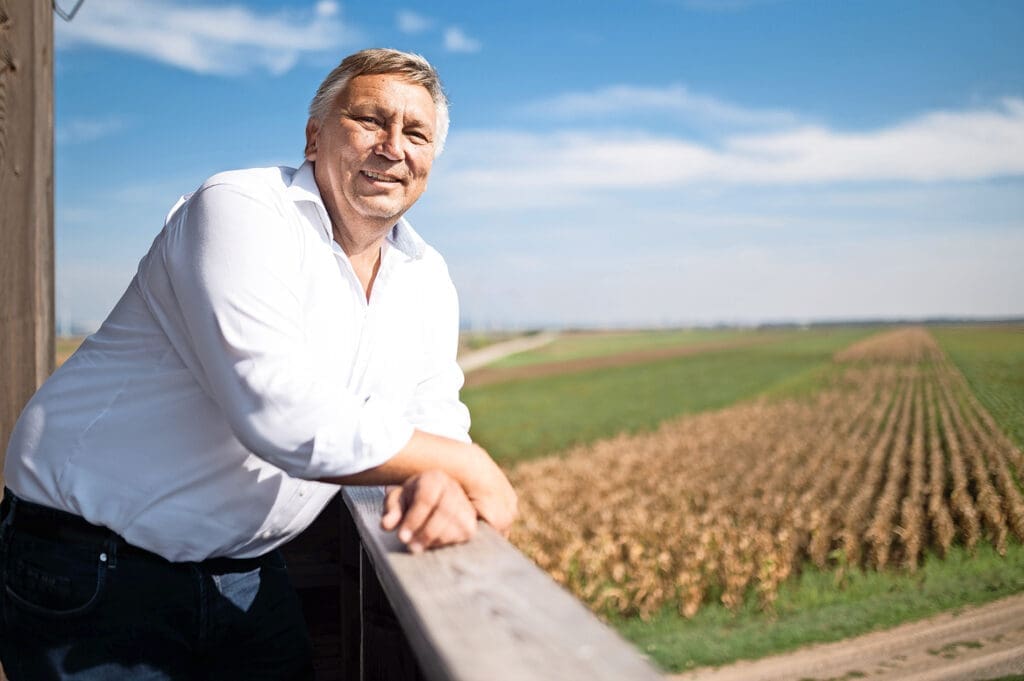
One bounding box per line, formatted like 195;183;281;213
409;479;477;552
381;471;478;553
380;485;404;531
395;472;445;551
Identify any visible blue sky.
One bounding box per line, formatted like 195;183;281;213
54;0;1024;331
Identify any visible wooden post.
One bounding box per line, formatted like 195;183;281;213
0;1;55;486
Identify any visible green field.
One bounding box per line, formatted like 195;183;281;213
617;542;1024;671
489;327;762;369
464;327;875;464
932;325;1024;449
469;324;1024;670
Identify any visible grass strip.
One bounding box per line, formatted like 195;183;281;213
490;328;755;369
465;327;874;465
614;541;1024;672
932;325;1024;450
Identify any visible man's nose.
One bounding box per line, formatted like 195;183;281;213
375;126;403;161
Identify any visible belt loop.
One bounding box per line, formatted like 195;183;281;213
102;535;119;570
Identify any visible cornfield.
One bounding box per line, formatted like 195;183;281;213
508;327;1024;619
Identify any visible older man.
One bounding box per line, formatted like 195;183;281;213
0;49;515;680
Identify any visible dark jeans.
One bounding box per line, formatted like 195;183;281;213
0;491;314;680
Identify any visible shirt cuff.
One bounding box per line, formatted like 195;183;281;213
306;394;415;478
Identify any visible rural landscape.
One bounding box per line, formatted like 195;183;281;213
457;323;1024;679
4;2;1019;679
54;322;1024;678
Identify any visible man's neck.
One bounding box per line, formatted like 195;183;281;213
334;223;389;301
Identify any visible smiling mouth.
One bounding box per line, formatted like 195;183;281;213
362;170;402;184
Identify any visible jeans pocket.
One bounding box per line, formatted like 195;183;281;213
3;533;109;618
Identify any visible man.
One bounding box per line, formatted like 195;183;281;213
0;48;516;680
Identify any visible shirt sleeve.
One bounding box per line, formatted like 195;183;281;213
153;181;414;479
402;267;472;443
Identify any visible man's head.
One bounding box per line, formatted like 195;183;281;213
308;48;450;156
304;48;448;236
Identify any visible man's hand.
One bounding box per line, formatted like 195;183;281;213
381;470;477;553
461;444;518;538
327;431;519;540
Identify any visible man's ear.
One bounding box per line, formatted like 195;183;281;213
304;118;320;161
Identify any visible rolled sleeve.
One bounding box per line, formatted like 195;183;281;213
403;260;472;443
309;394;416;477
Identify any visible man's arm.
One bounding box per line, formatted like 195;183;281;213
158;183;420;479
323;429;517;536
159;182;515;545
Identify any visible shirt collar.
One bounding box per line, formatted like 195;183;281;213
387;218;425;260
286;160;324;208
287;160;424;260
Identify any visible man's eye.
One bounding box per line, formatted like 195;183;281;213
355;116;381;127
407;130;429;143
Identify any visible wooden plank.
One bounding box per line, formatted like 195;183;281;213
341;486;663;681
0;0;55;489
0;7;54;680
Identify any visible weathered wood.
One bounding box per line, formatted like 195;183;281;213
341;486;663;681
0;7;54;681
0;0;55;489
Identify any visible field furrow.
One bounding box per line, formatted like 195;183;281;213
509;327;1023;618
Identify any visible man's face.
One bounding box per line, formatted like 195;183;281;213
305;74;437;234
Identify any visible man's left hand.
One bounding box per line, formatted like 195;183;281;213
380;470;477;553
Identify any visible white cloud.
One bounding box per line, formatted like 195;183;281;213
57;115;128;145
433;98;1024;208
523;84;799;129
55;0;358;76
444;27;482;53
452;228;1024;328
315;1;338;17
396;10;433;34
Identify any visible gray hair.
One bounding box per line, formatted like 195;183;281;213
309;48;450;156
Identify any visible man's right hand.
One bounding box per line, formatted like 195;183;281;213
323;430;518;536
461;443;518;537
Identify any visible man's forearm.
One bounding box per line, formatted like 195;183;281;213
321;429;488;489
322;429;518;535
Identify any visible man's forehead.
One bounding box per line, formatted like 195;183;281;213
343;74;433;103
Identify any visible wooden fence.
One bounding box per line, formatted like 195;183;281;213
282;487;664;681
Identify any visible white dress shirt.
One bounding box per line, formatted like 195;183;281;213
4;161;470;561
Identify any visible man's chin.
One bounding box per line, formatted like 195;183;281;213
353;198;408;222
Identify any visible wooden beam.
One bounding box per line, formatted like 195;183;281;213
342;486;664;681
0;1;55;488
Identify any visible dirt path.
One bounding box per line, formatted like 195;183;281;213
462;333;785;388
668;593;1024;681
457;331;559;373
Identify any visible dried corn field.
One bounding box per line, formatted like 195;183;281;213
508;327;1024;619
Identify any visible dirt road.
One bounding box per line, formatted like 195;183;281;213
669;593;1024;681
456;331;559;373
462;333;785;388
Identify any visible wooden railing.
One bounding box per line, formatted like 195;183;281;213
282;487;663;681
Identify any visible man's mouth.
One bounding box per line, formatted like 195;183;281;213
362;170;402;184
